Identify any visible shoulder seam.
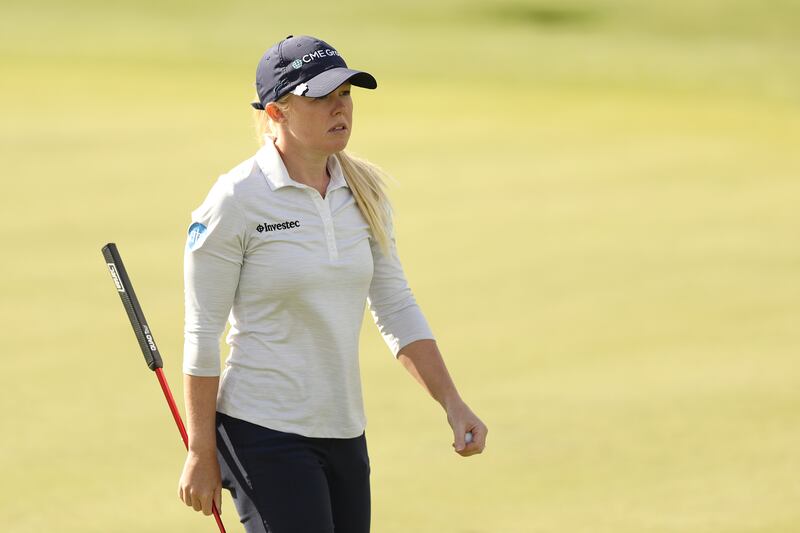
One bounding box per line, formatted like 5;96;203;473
222;177;249;250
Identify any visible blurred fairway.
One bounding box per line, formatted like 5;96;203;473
2;0;799;531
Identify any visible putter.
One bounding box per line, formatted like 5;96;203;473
102;242;226;533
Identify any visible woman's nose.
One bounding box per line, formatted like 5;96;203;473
331;95;347;113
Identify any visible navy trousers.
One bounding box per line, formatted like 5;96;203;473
215;412;371;533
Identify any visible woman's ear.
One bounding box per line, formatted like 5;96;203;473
265;102;286;123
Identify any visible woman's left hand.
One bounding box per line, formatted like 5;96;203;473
446;400;488;457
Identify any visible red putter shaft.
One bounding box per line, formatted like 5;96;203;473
102;243;226;533
156;368;226;533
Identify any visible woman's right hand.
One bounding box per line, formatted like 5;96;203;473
178;450;222;516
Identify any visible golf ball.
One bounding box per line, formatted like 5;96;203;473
465;431;473;444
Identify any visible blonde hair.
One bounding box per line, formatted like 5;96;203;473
253;95;393;255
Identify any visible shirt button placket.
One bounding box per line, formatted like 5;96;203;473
311;191;338;260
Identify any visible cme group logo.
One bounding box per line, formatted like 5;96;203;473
291;59;303;69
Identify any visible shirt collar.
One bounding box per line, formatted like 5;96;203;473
256;137;349;194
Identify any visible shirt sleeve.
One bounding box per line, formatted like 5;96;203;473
367;213;435;357
183;177;246;376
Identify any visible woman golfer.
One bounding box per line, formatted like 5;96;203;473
178;35;487;533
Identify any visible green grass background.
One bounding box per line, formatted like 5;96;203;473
1;0;799;531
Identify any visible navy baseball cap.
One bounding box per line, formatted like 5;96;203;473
251;35;378;110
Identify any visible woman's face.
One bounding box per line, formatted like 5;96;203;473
280;82;353;156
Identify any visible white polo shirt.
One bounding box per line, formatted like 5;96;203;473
183;139;434;438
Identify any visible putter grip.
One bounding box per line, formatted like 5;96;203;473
102;243;164;370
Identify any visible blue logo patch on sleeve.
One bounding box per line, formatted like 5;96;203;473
186;222;208;250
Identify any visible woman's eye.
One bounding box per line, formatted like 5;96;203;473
311;89;349;101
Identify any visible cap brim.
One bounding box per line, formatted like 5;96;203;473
303;67;377;98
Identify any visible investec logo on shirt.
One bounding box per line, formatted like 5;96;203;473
256;220;301;233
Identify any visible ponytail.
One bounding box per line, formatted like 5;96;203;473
333;151;392;255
